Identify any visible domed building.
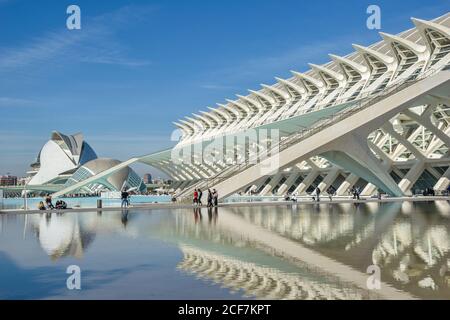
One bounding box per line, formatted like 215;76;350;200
26;131;146;195
63;158;146;194
28;131;97;186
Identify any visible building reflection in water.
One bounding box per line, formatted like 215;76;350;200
177;245;376;300
6;200;450;299
222;201;450;297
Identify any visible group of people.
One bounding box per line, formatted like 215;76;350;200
38;195;68;210
350;186;361;200
193;188;218;207
286;185;336;203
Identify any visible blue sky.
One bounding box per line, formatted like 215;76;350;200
0;0;449;177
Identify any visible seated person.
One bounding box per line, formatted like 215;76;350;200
55;200;68;210
38;201;46;210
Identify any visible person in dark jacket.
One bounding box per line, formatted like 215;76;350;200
207;189;213;207
212;189;218;207
121;190;129;208
198;188;203;206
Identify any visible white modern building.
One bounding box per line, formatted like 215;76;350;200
21;131;146;195
53;13;450;201
28;131;97;186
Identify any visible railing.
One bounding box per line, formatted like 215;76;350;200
176;67;442;201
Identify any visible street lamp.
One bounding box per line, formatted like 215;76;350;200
23;179;29;211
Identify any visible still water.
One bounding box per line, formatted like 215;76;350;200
1;201;450;300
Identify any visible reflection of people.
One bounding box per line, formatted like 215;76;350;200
121;209;129;227
208;207;213;224
194;207;202;223
213;206;218;224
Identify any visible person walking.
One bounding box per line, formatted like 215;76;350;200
355;187;361;200
351;186;357;199
193;189;198;205
315;187;321;202
327;186;336;201
212;189;218;207
207;189;213;208
198;188;203;206
121;190;129;208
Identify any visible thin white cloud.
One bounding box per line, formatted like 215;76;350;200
197;34;364;93
199;84;236;90
0;5;155;72
0;97;37;107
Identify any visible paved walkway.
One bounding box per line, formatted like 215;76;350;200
1;195;448;215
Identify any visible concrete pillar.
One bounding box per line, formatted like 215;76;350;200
434;166;450;191
293;170;319;195
259;173;284;196
336;173;359;196
398;160;425;195
317;167;340;193
322;132;404;196
277;172;302;195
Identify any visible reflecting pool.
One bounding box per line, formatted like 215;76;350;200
1;201;450;299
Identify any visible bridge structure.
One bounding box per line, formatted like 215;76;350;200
49;14;450;201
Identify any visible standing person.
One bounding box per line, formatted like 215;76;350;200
315;187;321;202
198;188;203;206
355;187;361;200
207;189;213;208
45;194;54;209
193;189;198;205
327;186;336;201
351;186;356;199
121;190;129;208
291;191;298;203
213;189;218;207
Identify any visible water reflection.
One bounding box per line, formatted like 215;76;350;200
224;201;450;298
2;201;450;299
177;245;374;300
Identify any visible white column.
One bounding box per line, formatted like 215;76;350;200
293;170;319;195
434;166;450;191
336;173;359;196
317;167;340;193
259;173;284;196
277;171;302;195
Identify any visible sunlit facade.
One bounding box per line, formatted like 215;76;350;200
139;13;450;200
24;132;145;195
52;13;450;200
